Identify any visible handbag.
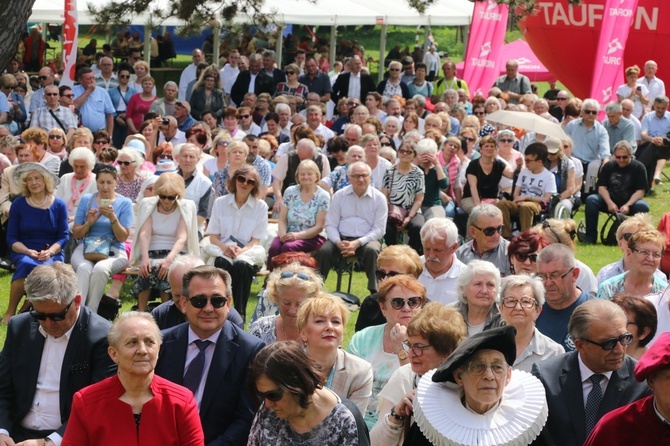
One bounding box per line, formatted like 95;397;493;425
386;167;409;229
83;235;113;262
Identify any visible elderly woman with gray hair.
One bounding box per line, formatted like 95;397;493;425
498;274;564;372
56;147;98;224
362;133;392;190
454;259;505;337
416;138;448;221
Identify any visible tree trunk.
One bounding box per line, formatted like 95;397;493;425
0;0;36;71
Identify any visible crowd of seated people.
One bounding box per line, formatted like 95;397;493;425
2;38;670;445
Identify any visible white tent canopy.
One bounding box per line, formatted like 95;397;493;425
30;0;473;26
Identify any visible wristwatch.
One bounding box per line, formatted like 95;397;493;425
44;438;55;446
397;349;408;360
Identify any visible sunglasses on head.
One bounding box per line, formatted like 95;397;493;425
188;294;228;309
235;175;256;186
30;300;73;321
280;271;311;281
159;195;176;201
257;388;283;402
117;161;133;166
473;225;503;236
389;296;422;310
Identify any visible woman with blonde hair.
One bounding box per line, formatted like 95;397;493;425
47;128;68;159
212;140;248;200
203;133;232;179
298;294;373;414
617;65;648;119
129;60;155;94
250;262;323;343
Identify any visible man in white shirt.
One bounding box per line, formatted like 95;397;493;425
306;105;335;144
638;60;666;110
178;49;205;100
498;142;557;239
0;263;115;446
418;218;464;305
314;162;387;294
220;49;240;103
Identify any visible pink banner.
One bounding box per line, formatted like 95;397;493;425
462;0;509;99
589;0;639;116
61;0;78;87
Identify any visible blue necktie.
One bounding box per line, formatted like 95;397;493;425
584;373;604;436
183;340;211;395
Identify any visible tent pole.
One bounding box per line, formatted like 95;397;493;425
378;22;387;83
143;23;151;64
276;25;284;68
423;23;430;54
212;23;221;68
329;24;336;69
462;25;470;54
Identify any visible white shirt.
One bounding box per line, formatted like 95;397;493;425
239;122;261;137
638;76;666;107
646;289;670;346
418;255;465;305
369;157;392;190
578;354;613;408
348;72;361;101
178;63;198;101
185;326;221;407
158;129;187;146
220;64;240;95
515;167;557;197
248;73;258;94
207;194;268;246
325;184;387;246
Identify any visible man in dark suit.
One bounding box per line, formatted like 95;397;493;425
155;265;265;445
0;263;116;445
532;299;651;446
331;55;377;104
230;53;275;107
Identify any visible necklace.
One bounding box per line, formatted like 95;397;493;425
159;202;176;213
29;195;48;207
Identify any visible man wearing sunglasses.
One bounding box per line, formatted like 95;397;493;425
532;299;651;446
564;98;611;178
31;84;77;141
156;265;265;445
0;263;116;446
456;204;511;277
28;67;56;119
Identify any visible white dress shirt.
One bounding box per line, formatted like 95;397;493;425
418;255;465;305
348;72;361;101
325;184;387;246
578;354;613;408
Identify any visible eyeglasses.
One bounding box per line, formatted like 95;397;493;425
94;140;108;145
524;157;538;164
285;71;294;75
514;251;538;263
30;301;73;321
537;267;574;283
398;149;415;155
581;333;633;350
279;271;311;281
472;225;503;237
119;74;130;79
257;388;283;402
349;173;370;179
117;161;133;166
463;137;476;143
631;248;663;259
402;340;432;357
188;294;228;309
501;297;537;309
473;111;485;116
615;155;630;160
389;296;423;310
63;94;75;98
557;97;569;101
236;176;257;186
158;195;177;201
375;269;403;282
38;75;49;80
45;93;59;96
583;110;599;115
239;114;250;119
499;139;514;143
466;361;509;376
380;142;392;147
48;134;62;140
158;154;172;159
389;68;400;72
347;101;359;106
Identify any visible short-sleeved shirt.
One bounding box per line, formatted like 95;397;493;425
298;72;333;97
536;290;594;351
207;194;268;246
462;158;507;199
641;110;670;137
72;85;115;132
75;194;133;249
596;159;648;207
282;185;329;233
515;167;557;198
382;165;425;209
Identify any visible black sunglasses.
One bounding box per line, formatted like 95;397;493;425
48;134;62;140
375;269;403;282
473;225;503;237
514;251;538;263
236;176;257;186
188;294;228;309
389;296;422;310
158;154;172;159
257;388;283;402
30;301;73;321
117;161;133;166
581;333;633;351
159;195;176;201
39;75;49;80
119;74;130;79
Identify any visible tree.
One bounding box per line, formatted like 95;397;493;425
0;0;35;72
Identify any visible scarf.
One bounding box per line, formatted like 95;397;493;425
69;172;93;212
